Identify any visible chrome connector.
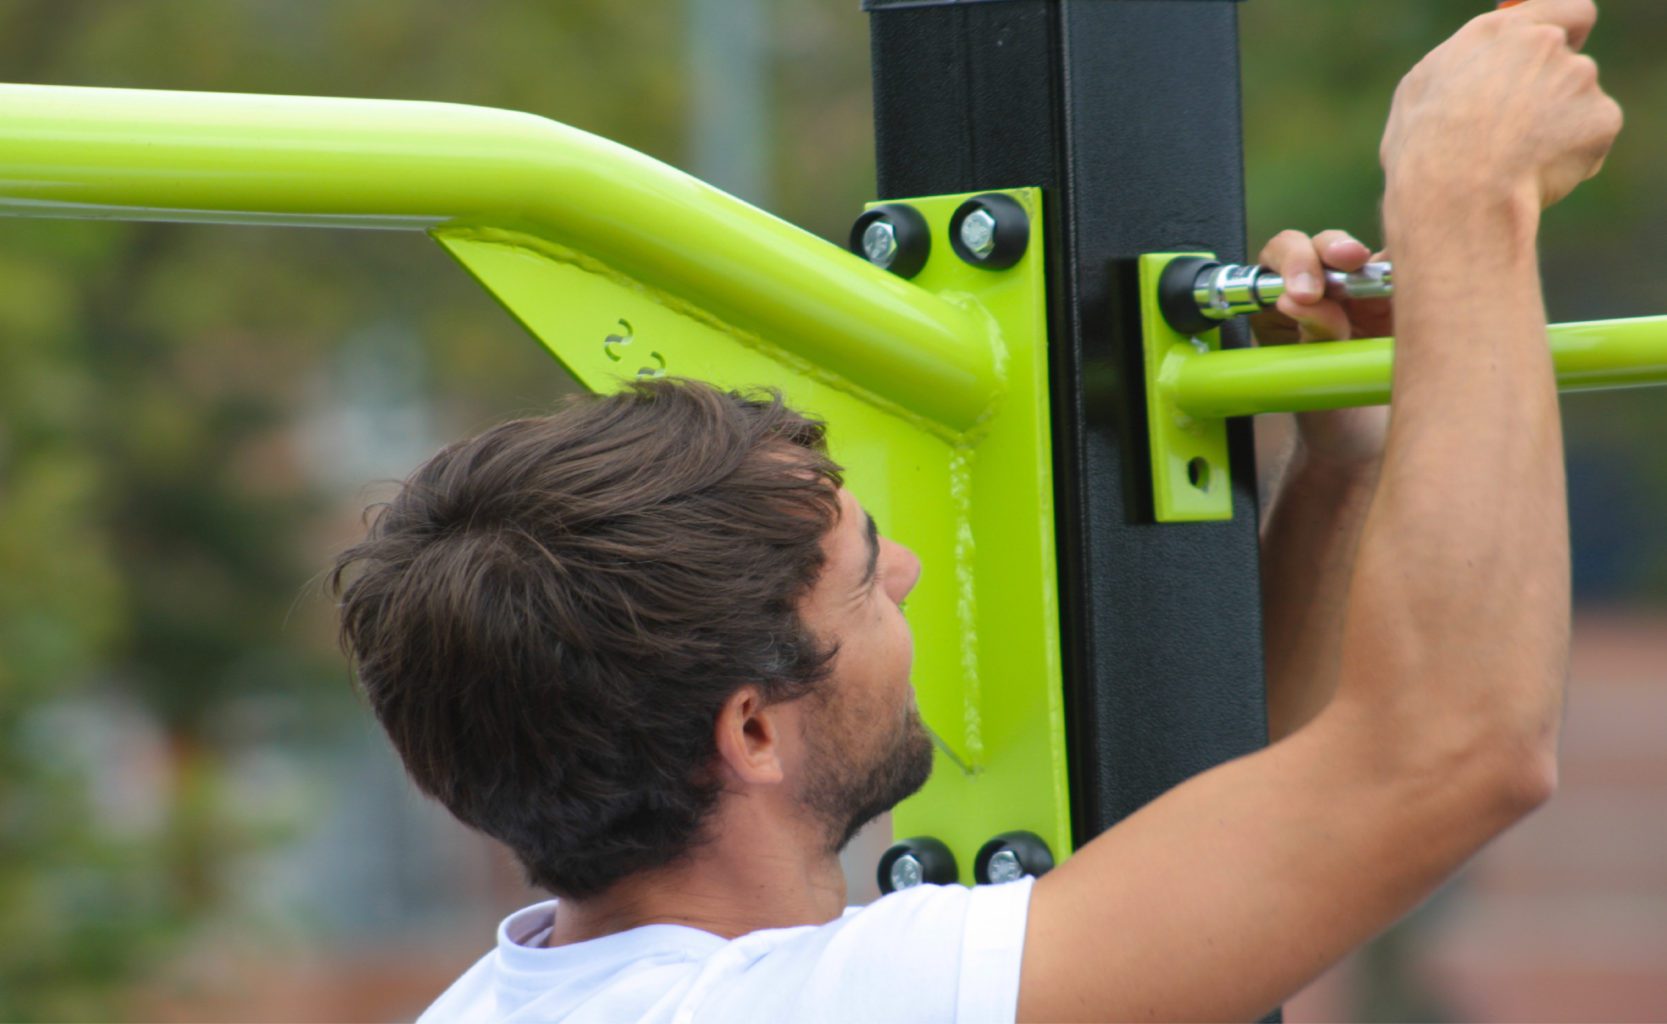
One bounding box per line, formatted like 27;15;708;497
1160;255;1394;336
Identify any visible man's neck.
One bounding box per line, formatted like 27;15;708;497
545;806;849;946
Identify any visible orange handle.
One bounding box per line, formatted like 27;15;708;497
1497;0;1529;8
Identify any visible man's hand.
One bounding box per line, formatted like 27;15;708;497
1250;229;1392;468
1383;0;1621;214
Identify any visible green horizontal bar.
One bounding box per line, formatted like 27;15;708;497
0;83;1001;431
1165;315;1667;419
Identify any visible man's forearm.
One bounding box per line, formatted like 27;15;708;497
1334;182;1567;784
1260;447;1380;741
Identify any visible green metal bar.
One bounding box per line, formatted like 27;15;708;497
1164;315;1667;419
0;83;1001;431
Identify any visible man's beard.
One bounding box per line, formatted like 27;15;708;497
798;696;935;854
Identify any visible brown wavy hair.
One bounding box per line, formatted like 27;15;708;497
330;378;844;897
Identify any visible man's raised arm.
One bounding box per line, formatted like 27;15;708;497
1016;2;1622;1020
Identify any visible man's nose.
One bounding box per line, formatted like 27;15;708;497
885;540;922;600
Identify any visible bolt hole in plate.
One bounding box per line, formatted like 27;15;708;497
1186;457;1209;492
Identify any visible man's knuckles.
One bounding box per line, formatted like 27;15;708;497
1262;228;1314;261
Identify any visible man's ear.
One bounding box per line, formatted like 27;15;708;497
713;686;787;786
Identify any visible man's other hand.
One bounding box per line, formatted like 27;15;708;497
1250;228;1391;468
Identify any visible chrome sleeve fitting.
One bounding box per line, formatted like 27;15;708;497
1191;262;1277;321
1192;261;1394;323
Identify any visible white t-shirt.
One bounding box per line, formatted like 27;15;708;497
417;878;1034;1023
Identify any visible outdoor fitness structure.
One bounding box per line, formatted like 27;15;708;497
2;0;1662;929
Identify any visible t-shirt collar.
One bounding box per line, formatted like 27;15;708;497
495;899;730;975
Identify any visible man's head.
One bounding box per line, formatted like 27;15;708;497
789;487;932;852
331;378;931;898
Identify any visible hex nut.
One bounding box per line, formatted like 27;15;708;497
862;219;899;268
973;830;1054;884
959;208;998;260
877;835;958;894
849;203;931;279
948;193;1029;270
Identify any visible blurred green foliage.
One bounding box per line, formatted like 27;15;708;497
1241;0;1667;597
0;1;1661;1019
1243;1;1667;299
0;1;870;1017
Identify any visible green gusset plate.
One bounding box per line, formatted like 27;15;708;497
437;189;1070;882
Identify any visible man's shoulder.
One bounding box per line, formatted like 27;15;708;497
695;880;1034;1024
418;881;1033;1024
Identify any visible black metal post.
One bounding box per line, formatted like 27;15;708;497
866;0;1267;858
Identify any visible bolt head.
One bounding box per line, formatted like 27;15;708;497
959;208;998;260
888;851;925;890
987;848;1024;884
861;219;899;269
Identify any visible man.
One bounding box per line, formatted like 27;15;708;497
332;1;1621;1019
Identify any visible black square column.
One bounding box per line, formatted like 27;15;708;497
866;0;1268;846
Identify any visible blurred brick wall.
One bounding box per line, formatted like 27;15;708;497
1291;612;1667;1023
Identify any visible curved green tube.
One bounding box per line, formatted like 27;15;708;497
0;83;1001;431
1165;315;1667;418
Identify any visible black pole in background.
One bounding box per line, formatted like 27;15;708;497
865;0;1268;860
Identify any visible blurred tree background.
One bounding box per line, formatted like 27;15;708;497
0;1;1660;1020
0;2;872;1017
1241;1;1667;601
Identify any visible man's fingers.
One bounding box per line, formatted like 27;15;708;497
1255;228;1375;341
1259;229;1325;302
1312;231;1373;273
1259;228;1372;300
1275;295;1350;343
1271;230;1353;340
1502;0;1598;52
